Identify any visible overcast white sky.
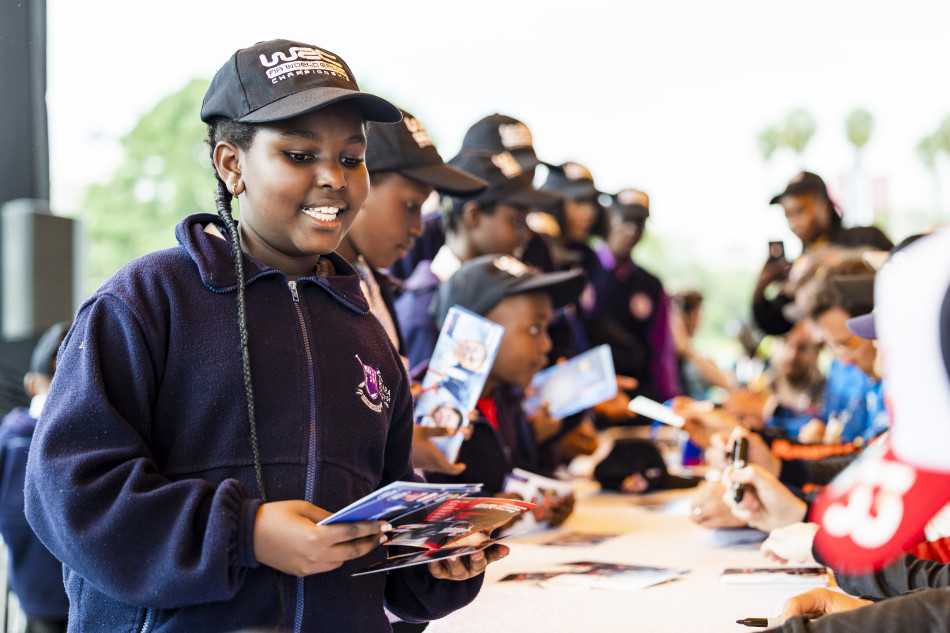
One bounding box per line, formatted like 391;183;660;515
46;0;950;272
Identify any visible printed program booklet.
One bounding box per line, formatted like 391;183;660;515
501;561;689;591
413;305;505;463
523;344;617;420
353;497;534;575
318;481;482;525
502;468;575;527
720;566;830;587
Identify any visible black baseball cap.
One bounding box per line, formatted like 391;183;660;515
430;254;585;327
594;438;700;493
200;39;401;124
29;321;70;376
366;110;488;195
541;162;601;201
769;171;830;205
461;114;540;172
446;151;561;209
606;188;650;219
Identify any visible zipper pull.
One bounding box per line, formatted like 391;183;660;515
288;280;300;302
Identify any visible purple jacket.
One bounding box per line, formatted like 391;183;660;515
24;214;480;633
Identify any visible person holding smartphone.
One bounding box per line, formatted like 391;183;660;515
753;171;893;336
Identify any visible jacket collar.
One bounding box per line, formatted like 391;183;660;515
176;213;369;313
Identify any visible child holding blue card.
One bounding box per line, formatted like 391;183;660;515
426;255;584;528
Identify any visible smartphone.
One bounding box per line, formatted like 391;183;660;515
732;437;748;503
767;240;786;262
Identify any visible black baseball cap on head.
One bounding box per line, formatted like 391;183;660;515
366;110;488;195
29;321;70;376
430;254;585;328
461;114;540;172
200;39;401;124
606;188;650;220
446;151;561;209
541;162;601;201
769;171;830;205
594;438;700;493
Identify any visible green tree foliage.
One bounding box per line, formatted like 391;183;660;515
81;78;215;293
917;114;950;171
845;108;874;150
756;108;817;161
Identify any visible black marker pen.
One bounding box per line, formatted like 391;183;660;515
732;437;748;503
736;617;779;628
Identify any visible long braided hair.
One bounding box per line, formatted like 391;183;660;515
205;117;267;503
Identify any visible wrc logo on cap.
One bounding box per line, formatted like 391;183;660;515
491;152;523;179
498;122;533;150
493;255;531;278
563;162;593;181
404;116;433;149
258;46;349;82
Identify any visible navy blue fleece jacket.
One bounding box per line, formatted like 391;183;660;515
24;214;481;633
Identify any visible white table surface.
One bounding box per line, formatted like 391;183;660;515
426;487;823;633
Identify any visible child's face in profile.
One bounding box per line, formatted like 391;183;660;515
345;173;433;269
232;101;369;275
484;292;554;389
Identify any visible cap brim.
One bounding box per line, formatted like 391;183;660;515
846;313;877;339
770;181;820;205
546;180;601;201
401;163;489;196
500;185;563;210
507;269;586;310
239;87;402;123
811;438;950;574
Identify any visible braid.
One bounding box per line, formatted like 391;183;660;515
214;180;268;502
207;119;283;627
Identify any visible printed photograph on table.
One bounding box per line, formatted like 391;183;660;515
522;344;617;420
413;305;505;462
501;561;689;591
719;566;829;587
540;532;619;547
503;467;575;527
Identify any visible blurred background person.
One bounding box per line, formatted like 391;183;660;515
753;171;893;336
0;322;70;633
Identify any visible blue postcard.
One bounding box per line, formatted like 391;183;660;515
523;344;617;420
413;305;505;463
318;480;482;525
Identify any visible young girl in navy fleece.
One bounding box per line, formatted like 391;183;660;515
23;39;502;633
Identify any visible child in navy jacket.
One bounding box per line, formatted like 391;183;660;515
24;39;497;633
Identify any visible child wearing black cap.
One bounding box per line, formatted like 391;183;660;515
394;149;560;373
337;108;486;477
0;322;70;633
587;188;681;411
425;255;585;516
24;40;500;633
388;113;558;280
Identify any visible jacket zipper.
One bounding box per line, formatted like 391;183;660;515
288;280;318;633
139;609;153;633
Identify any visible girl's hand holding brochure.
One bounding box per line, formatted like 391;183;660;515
427;532;510;581
253;500;391;577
